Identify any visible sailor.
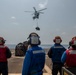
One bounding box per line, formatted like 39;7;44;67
61;36;76;67
48;36;66;75
22;32;45;75
0;37;11;75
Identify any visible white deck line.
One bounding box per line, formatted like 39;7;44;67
44;64;52;75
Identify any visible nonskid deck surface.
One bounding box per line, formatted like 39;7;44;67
8;73;50;75
8;50;52;75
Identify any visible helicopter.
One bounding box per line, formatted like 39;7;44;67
24;7;47;31
24;7;47;20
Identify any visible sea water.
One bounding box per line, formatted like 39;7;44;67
6;44;69;54
6;44;69;49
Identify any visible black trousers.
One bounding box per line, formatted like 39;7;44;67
0;62;8;75
52;63;63;75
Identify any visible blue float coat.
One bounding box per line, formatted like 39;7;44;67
61;51;67;63
22;46;45;75
50;44;66;63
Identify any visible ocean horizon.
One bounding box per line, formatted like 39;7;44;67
5;44;69;50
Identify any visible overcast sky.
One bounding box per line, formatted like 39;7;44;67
0;0;76;44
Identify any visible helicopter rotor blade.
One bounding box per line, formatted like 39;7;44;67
24;11;34;13
39;12;44;14
33;7;36;11
38;8;47;11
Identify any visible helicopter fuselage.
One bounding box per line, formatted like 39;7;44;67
33;11;39;20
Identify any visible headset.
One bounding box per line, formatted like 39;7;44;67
71;37;76;46
69;36;76;46
53;36;62;43
0;37;5;45
27;32;41;45
71;37;76;49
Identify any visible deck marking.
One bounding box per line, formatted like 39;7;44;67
44;64;51;74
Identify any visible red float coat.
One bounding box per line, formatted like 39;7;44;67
66;48;76;67
0;45;7;62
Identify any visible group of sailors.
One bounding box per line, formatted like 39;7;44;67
10;34;76;75
48;36;76;75
0;32;76;75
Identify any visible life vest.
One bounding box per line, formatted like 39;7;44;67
0;45;7;62
66;48;76;67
